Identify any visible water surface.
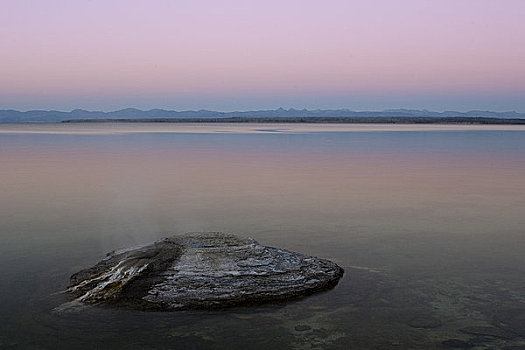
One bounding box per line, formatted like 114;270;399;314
1;123;524;349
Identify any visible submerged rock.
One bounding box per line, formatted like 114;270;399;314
493;308;525;337
459;326;517;340
441;339;475;348
294;325;312;332
407;316;442;329
67;232;344;310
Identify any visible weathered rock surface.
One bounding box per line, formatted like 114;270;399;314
67;232;344;310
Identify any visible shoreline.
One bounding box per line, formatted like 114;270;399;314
60;116;525;125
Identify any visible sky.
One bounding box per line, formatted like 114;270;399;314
1;0;525;112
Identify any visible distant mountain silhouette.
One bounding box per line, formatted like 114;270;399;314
1;108;524;123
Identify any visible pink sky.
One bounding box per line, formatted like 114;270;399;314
1;0;525;111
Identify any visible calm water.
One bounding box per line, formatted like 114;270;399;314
1;123;525;349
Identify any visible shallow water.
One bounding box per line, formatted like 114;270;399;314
1;123;525;349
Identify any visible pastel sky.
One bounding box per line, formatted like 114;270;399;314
1;0;525;111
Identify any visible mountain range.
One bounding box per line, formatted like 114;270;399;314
1;108;525;123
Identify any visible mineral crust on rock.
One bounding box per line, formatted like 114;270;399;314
67;232;344;310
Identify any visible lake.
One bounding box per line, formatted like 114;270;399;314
1;123;525;349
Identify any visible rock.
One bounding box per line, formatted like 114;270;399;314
441;339;475;348
67;232;344;310
459;326;517;340
407;316;442;329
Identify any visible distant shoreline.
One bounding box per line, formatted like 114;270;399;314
62;116;525;125
4;108;525;123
